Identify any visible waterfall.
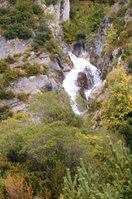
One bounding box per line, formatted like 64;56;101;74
63;52;102;115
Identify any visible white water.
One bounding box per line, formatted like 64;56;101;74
63;52;102;115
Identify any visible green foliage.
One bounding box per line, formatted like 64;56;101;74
0;110;107;198
32;19;52;50
45;0;59;5
0;0;43;39
3;68;23;86
22;63;41;77
76;95;87;112
29;91;83;127
62;140;132;199
88;98;101;113
5;56;15;64
119;118;132;151
102;66;132;130
0;90;15;100
0;106;12;121
0;59;9;73
63;2;105;43
5;23;32;40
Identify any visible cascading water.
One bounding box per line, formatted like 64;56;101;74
63;52;102;115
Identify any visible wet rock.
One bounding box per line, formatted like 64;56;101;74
84;68;94;89
77;72;88;89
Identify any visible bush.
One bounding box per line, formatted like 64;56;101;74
5;56;15;64
28;91;83;127
5;24;32;40
102;66;132;130
119;122;132;151
0;0;42;40
62;140;132;199
63;2;105;43
32;19;52;50
0;90;15;100
0;106;12;121
3;68;23;86
0;60;9;73
22;63;41;76
45;0;59;5
33;4;43;15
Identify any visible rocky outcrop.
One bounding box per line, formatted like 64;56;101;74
89;16;113;70
43;0;70;36
89;0;131;72
0;36;31;59
2;98;26;112
8;75;62;94
77;72;88;90
60;0;70;22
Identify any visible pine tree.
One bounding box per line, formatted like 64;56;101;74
61;139;132;199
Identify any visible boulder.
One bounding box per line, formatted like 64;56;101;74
8;75;61;94
77;72;88;89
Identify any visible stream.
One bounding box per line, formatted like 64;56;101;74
63;52;102;115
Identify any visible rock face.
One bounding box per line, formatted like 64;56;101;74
77;72;88;89
90;16;113;70
60;0;70;22
43;0;70;36
2;98;26;112
0;36;31;59
89;1;131;72
84;68;94;89
77;69;95;99
8;75;61;94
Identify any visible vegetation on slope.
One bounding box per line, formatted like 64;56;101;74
0;0;43;39
0;0;131;199
63;1;106;43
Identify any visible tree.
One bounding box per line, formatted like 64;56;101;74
61;140;132;199
102;66;132;130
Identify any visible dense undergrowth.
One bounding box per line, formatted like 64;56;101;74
0;66;132;198
0;0;43;39
0;0;132;199
63;1;106;43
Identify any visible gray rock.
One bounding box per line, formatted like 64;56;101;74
0;36;31;59
2;97;26;112
77;72;88;89
8;75;60;94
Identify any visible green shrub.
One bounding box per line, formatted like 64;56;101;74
3;68;23;86
5;56;15;64
5;24;32;40
102;66;132;130
0;60;9;73
0;106;12;121
62;140;132;199
29;91;83;127
45;0;59;5
33;4;43;15
63;2;105;43
22;63;41;77
32;19;52;50
17;93;29;102
0;0;42;39
119;121;132;151
0;90;15;100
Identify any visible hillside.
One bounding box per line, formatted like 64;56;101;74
0;0;132;198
